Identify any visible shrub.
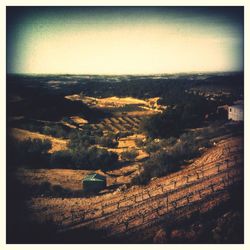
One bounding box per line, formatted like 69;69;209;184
42;125;68;138
145;141;161;154
68;130;95;149
96;136;118;148
50;150;73;168
121;150;139;162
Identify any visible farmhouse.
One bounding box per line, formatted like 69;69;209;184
228;104;243;121
82;173;107;193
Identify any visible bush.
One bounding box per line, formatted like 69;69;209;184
132;127;217;185
68;130;95;149
145;141;161;154
121;150;139;162
50;150;73;168
96;136;118;148
43;125;68;138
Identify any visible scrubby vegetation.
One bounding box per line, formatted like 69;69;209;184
12;119;71;139
141;96;217;138
132;122;242;184
7;136;52;167
63;129;119;169
121;150;139;162
7;128;119;170
42;124;69;138
54;146;118;170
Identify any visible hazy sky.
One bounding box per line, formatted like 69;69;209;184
7;7;243;75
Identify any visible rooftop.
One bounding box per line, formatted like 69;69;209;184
229;104;243;110
83;173;106;182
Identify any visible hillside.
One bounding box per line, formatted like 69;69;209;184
25;135;243;243
10;128;68;153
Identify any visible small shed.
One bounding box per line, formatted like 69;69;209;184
82;173;107;193
228;104;243;121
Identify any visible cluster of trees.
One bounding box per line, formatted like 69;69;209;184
141;96;217;138
42;124;69;138
50;147;118;170
48;73;242;103
8;73;243;103
58;129;119;169
68;129;118;148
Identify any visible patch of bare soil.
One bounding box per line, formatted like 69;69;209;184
16;168;107;191
70;116;88;126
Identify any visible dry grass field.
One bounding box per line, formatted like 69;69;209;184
107;133;148;162
65;95;165;112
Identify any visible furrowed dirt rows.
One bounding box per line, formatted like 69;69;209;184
91;116;142;132
28;136;243;241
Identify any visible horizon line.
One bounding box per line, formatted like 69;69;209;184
7;70;244;76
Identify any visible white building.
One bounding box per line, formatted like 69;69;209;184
228;104;243;121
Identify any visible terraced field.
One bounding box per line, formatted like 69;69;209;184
27;136;243;242
91;115;144;133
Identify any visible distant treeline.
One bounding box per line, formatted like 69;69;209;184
7;72;243;103
7;92;110;122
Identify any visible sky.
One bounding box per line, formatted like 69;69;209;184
7;7;244;75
